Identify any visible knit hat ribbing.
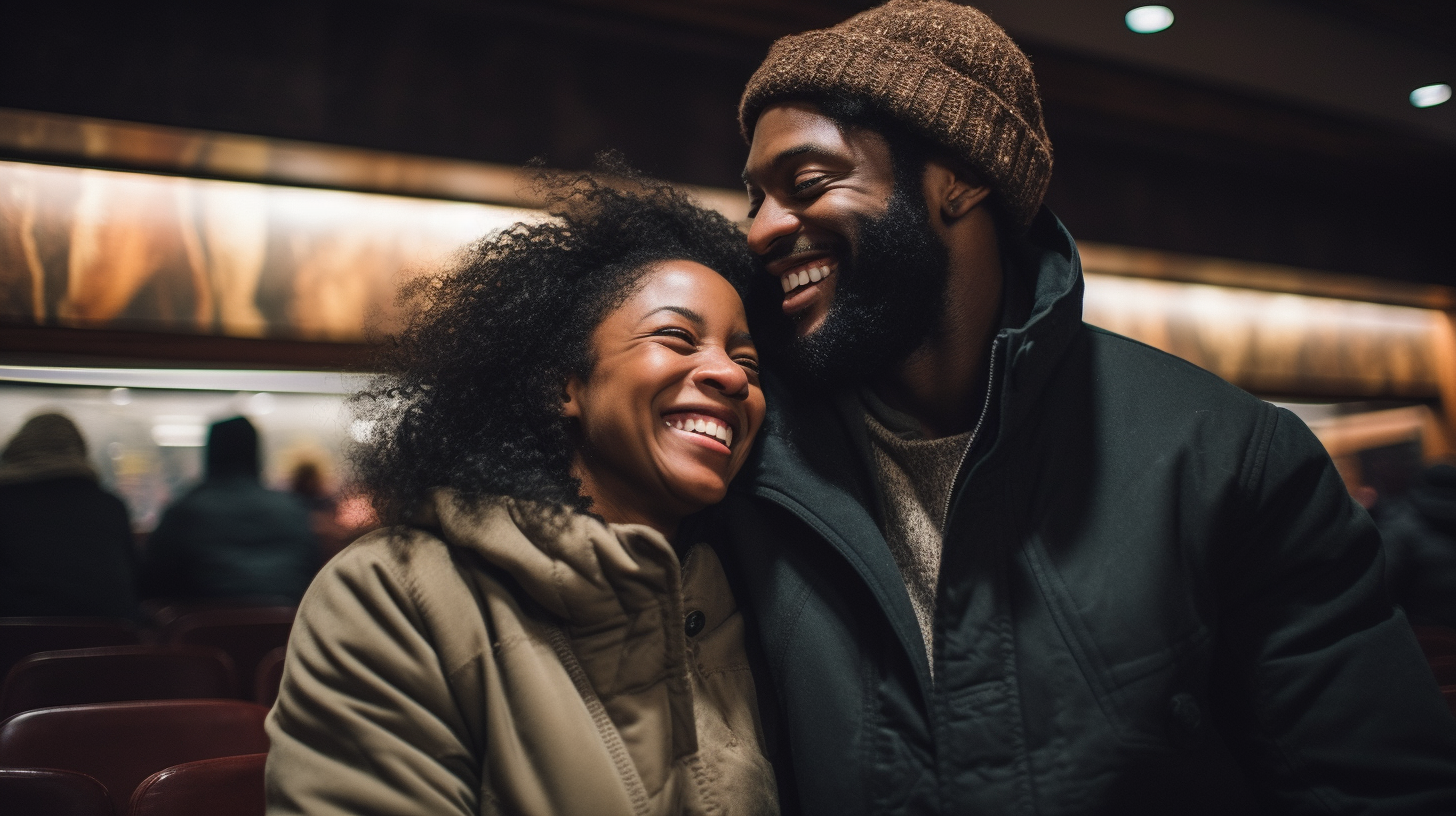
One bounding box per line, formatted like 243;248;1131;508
739;0;1052;232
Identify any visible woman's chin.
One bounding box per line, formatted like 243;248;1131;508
662;468;730;512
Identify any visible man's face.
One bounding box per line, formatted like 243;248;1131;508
742;102;949;384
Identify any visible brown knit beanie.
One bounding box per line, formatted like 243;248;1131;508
739;0;1052;232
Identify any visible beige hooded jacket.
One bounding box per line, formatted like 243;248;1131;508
265;494;778;816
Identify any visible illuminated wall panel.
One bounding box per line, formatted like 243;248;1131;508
1083;273;1447;400
0;160;534;341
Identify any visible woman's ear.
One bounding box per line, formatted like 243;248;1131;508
561;377;583;419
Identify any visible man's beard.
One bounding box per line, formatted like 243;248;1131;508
756;187;950;389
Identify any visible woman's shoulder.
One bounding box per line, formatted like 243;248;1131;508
306;525;478;619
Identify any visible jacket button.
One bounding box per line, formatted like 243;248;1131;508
1167;692;1204;749
684;610;706;637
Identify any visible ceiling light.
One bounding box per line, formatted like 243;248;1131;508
1126;5;1174;34
1410;83;1451;108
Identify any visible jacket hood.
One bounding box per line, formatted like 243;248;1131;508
422;492;685;629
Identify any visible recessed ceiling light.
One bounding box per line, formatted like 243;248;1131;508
1126;5;1174;34
1410;83;1451;109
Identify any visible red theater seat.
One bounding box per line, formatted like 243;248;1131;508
0;618;140;679
0;767;112;816
0;646;237;718
253;647;286;708
165;607;295;694
1414;626;1456;686
128;752;267;816
0;699;270;815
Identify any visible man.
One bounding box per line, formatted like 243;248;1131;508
716;1;1456;813
142;416;318;603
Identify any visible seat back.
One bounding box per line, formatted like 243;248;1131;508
127;753;266;816
165;607;295;690
0;618;140;679
0;767;113;816
253;647;286;708
1;646;237;718
0;699;270;815
1414;625;1456;686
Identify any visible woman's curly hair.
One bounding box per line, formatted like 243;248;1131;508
352;165;755;525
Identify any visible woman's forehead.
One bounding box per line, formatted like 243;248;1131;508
624;261;745;322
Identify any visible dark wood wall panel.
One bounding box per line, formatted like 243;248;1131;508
1;0;1451;286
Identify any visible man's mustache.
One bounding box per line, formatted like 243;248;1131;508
759;236;843;266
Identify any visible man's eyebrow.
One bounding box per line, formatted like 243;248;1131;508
742;143;836;185
640;305;706;326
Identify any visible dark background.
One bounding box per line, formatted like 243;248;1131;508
2;0;1452;285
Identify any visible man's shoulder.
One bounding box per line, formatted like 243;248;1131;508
1081;323;1265;410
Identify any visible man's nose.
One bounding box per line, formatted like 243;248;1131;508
746;196;800;258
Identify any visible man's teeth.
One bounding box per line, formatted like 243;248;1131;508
666;417;733;447
780;264;834;294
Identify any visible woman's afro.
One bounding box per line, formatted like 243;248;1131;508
352;165;756;525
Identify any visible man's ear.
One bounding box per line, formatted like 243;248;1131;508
926;159;993;221
561;376;584;419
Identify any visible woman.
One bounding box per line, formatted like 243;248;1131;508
265;172;776;816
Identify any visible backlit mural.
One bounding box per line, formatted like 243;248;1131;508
0;160;534;341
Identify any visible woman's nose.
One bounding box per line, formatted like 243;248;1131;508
746;196;800;258
694;348;750;399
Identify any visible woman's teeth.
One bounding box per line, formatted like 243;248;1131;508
666;416;733;448
780;263;833;294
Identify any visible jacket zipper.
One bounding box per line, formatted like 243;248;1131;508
941;335;1000;536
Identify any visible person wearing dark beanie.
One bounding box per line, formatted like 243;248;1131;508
719;2;1456;814
205;415;261;479
141;416;318;603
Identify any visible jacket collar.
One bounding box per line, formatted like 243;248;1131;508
731;207;1085;685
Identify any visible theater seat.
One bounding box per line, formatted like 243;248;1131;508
1414;626;1456;686
128;753;267;816
0;646;238;718
0;767;112;816
253;647;286;708
0;699;270;815
0;617;140;679
165;607;295;694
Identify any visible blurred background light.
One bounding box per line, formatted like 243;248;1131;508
247;392;277;415
151;416;207;448
1410;83;1452;108
1125;5;1174;34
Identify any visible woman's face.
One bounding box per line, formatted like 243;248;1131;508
564;260;765;532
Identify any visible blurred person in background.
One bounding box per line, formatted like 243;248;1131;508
288;459;350;562
140;415;317;603
1376;462;1456;628
0;412;137;618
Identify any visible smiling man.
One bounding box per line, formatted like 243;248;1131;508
714;1;1456;814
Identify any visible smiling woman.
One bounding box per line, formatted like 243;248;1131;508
264;168;778;816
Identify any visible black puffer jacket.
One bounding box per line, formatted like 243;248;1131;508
714;209;1456;815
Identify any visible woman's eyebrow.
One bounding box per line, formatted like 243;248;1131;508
640;305;706;327
729;330;755;347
